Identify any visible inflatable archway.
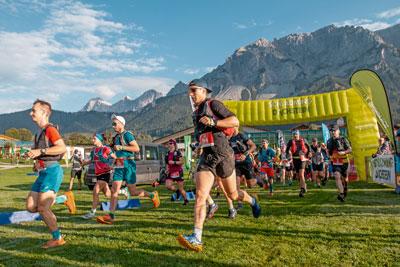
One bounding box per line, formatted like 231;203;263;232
223;70;390;180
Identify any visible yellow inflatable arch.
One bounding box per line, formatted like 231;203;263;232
224;72;383;180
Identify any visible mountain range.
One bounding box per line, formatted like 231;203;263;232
1;23;400;138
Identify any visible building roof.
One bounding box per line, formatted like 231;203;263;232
0;135;19;141
153;127;195;144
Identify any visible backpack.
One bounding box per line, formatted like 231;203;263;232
205;100;235;137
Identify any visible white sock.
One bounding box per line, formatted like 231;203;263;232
194;227;202;242
91;208;96;214
207;198;214;205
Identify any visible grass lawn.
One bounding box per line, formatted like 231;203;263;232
0;167;399;266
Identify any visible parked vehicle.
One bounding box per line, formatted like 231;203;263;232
84;143;167;190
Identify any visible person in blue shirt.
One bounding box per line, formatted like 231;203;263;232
96;115;160;225
258;139;276;196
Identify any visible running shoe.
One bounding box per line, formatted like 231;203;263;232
183;199;189;206
337;193;345;202
42;237;66;249
228;208;237;219
299;188;305;198
206;203;218;219
82;212;95;219
151;191;160;208
64;191;76;214
251;198;261;218
177;233;203;252
96;214;114;224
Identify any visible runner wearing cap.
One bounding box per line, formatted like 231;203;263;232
286;130;310;197
165;139;189;205
68;149;83;191
258;139;276;196
327;125;352;202
26;99;74;248
177;80;261;252
96;115;160;224
310;138;324;188
82;133;116;219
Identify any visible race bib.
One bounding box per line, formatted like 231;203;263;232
170;171;180;178
34;160;46;172
114;158;125;169
235;154;245;161
199;132;214;148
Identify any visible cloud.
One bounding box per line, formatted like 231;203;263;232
377;6;400;19
233;20;272;30
0;1;173;113
181;66;216;76
334;18;391;31
183;68;200;75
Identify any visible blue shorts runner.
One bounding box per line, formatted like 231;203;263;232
31;163;64;193
113;160;137;184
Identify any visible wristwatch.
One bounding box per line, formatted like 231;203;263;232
209;117;216;127
40;148;47;155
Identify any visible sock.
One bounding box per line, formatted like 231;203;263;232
228;202;234;209
207;198;215;205
269;183;273;193
109;212;115;219
55;195;67;204
194;227;203;242
251;197;256;206
91;208;97;214
51;229;61;240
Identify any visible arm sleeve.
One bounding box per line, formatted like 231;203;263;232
210;100;235;119
45;127;62;144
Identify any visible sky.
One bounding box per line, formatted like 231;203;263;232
0;0;400;114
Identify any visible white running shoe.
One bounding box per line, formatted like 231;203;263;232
82;212;95;219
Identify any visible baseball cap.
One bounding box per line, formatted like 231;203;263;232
329;125;339;131
188;79;212;93
292;130;300;135
111;114;126;126
168;139;177;145
312;137;318;142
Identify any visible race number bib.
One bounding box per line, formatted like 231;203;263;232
170;171;180;178
114;158;125;169
34;160;46;172
199;132;214;148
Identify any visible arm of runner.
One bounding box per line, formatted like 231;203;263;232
200;99;239;128
245;139;256;155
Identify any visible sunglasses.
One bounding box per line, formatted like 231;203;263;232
168;142;174;145
112;122;117;127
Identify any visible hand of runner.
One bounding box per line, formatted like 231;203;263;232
114;145;124;151
27;149;41;159
168;160;175;165
199;116;212;126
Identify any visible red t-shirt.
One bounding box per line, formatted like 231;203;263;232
167;151;183;178
91;146;113;175
45;126;62;144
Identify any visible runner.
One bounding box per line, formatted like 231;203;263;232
165;139;189;205
320;142;330;186
258;139;276;196
286;130;310;197
26;99;75;248
82;133;116;219
327;125;352;202
280;149;293;186
68;149;83;191
229;127;257;213
178;80;261;252
310;138;324;188
96;115;160;224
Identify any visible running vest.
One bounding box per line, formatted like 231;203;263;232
327;137;350;164
112;130;133;147
291;138;308;155
192;99;234;140
33;124;64;161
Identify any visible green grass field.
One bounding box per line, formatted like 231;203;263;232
0;167;399;266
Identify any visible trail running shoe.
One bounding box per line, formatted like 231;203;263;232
206;203;218;219
177;233;203;252
337;193;345;202
96;214;114;225
228;208;237;219
183;199;189;206
64;191;76;214
251;198;261;218
42;237;66;249
151;191;160;208
299;188;305;198
82;212;95;219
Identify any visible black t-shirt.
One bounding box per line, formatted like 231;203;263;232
327;137;351;156
193;99;235;142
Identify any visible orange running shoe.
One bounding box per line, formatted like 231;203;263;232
42;237;66;249
96;214;114;225
151;191;160;208
63;191;76;214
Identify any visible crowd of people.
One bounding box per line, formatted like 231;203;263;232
23;80;396;252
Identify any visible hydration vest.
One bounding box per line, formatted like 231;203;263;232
33;123;64;161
